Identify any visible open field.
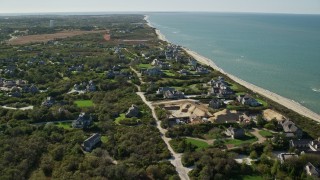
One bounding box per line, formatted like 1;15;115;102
185;138;209;150
74;100;94;107
7;30;107;45
258;130;273;138
224;134;258;146
55;122;72;130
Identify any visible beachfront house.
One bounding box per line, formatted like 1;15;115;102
196;66;209;74
237;94;261;107
82;133;101;152
279;119;303;138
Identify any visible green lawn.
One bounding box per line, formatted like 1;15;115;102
115;113;140;125
56;122;72;130
138;63;152;69
101;136;109;143
186;138;209;150
74;100;94;107
163;70;175;77
115;113;126;124
257;99;268;107
224;134;258;146
259;130;273;138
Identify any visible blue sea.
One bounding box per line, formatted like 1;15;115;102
148;12;320;114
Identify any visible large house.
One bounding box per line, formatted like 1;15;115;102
278;153;298;164
208;77;234;98
237;94;261;107
156;87;176;95
225;127;245;139
142;67;163;76
82;133;101;152
279;119;303;138
164;90;185;99
209;98;224;109
151;59;170;69
86;80;96;92
42;97;55;107
125;104;139;118
289;139;312;151
72;112;92;129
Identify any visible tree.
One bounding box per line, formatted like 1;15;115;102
249;150;258;159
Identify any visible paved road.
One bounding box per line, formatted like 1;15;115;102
136;92;191;180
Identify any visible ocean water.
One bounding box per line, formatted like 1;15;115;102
148;13;320;114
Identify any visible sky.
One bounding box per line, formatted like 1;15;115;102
0;0;319;14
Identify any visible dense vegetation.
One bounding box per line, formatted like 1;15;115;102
0;15;178;180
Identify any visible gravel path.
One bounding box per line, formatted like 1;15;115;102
136;92;191;180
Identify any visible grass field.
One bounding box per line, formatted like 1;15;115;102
115;113;126;124
101;136;109;143
224;134;258;146
259;130;273;138
138;63;152;69
163;70;175;77
257;99;268;107
186;138;209;150
56;122;72;130
74;100;94;107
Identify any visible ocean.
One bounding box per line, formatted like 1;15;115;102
148;12;320;114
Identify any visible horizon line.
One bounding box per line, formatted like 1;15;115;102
0;10;319;16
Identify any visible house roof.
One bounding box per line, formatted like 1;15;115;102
290;139;311;146
84;133;101;145
281;120;299;133
306;162;320;176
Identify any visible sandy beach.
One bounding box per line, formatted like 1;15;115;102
145;15;320;123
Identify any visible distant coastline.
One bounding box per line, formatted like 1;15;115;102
144;15;320;122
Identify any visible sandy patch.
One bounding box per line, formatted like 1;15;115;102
263;109;285;121
7;30;108;45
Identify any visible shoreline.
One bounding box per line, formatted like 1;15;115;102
144;15;320;122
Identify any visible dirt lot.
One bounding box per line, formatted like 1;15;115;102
263;109;285;121
7;30;108;45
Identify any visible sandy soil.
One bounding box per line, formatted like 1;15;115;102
144;15;320;123
263;109;285;121
7;30;107;45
